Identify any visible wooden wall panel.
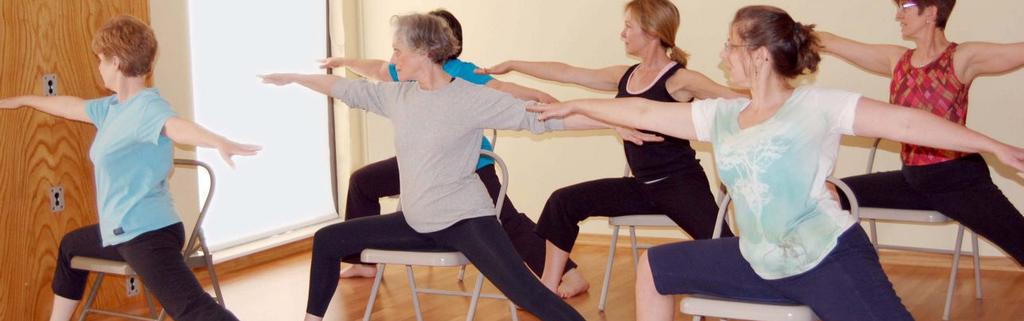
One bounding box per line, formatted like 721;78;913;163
1;1;151;319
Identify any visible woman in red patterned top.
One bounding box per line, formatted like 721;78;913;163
819;0;1024;265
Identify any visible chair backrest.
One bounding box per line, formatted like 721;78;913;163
866;138;884;173
173;159;216;257
712;177;860;239
488;129;498;149
480;150;509;217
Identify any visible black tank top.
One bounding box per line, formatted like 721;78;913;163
615;63;701;180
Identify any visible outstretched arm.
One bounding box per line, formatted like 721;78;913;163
667;69;747;100
486;79;559;103
163;117;261;168
959;42;1024;81
560;114;665;145
319;57;391;82
477;60;628;92
261;72;395;118
853;97;1024;174
818;31;907;76
529;98;696;141
0;96;90;123
260;73;342;96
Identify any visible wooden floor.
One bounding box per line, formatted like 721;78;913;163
92;242;1024;321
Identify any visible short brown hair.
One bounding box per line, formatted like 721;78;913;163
894;0;956;29
732;6;820;79
392;14;460;64
624;0;688;67
91;15;158;77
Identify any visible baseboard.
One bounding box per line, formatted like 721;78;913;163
194;238;313;285
576;233;1023;273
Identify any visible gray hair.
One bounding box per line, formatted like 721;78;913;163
392;13;461;64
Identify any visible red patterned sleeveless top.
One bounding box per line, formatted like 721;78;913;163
890;43;971;166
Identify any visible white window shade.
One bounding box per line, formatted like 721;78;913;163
187;0;336;250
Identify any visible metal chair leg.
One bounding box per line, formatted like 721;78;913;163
78;272;106;321
142;285;159;317
507;300;519;321
943;226;966;320
363;264;386;321
868;219;879;251
598;225;620;311
629;226;640;268
204;253;225;306
970;231;983;299
406;265;424;321
458;264;467;282
465;273;486;321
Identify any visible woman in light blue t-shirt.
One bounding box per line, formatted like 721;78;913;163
0;16;258;321
530;5;1024;321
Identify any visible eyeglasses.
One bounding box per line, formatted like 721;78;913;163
899;1;918;9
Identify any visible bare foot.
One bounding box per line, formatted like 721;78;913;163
556;268;590;298
540;273;561;296
339;264;377;279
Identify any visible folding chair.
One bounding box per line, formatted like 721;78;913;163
680;177;858;321
597;166;681;311
72;159;224;321
859;138;982;320
360;150;518;321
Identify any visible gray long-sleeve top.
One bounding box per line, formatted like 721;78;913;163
331;77;565;233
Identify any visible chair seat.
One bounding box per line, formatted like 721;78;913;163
681;295;818;321
70;257;135;276
608;214;675;227
860;208;951;223
361;249;469;267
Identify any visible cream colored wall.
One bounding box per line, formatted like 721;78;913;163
150;0;200;235
355;0;1024;258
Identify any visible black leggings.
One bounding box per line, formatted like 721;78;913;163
536;169;729;252
53;223;237;321
839;154;1024;265
306;214;585;320
344;156;577;275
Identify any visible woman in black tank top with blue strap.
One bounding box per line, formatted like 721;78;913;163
478;0;744;298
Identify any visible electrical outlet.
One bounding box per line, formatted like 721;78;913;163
49;186;64;213
126;276;140;297
43;74;58;96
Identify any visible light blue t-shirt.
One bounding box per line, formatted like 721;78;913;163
691;86;861;279
86;89;180;246
390;59;496;169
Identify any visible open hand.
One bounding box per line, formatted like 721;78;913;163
475;61;514;75
994;144;1024;177
536;93;560;104
526;102;574;121
259;74;298;86
614;127;663;145
318;57;346;69
217;140;262;168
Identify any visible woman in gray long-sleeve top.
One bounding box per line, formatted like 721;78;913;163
261;13;607;321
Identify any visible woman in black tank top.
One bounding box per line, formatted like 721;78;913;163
477;0;744;298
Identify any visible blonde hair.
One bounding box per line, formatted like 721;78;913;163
392;13;460;64
624;0;688;67
91;15;158;77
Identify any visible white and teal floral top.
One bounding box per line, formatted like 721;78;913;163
691;86;862;279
